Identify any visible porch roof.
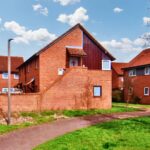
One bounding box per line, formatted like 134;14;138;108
67;48;87;57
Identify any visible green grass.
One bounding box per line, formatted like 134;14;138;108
34;117;150;150
0;103;146;135
113;102;150;109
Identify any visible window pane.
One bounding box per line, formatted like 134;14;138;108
14;74;19;79
2;73;8;79
144;87;149;95
94;86;101;96
102;60;111;70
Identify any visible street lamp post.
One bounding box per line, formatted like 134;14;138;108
7;38;13;125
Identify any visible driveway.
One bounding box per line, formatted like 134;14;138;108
0;110;150;150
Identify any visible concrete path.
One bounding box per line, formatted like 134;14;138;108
0;110;150;150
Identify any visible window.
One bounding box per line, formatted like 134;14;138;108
144;67;150;75
129;69;136;76
2;73;8;79
2;88;8;93
14;74;19;79
93;86;102;97
128;87;133;95
2;88;15;93
144;87;149;96
102;60;111;70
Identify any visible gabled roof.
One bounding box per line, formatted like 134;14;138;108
18;23;115;68
0;56;24;73
112;62;128;75
123;48;150;69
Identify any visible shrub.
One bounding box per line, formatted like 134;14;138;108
112;90;123;102
131;95;141;104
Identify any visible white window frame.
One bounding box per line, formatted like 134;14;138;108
144;67;150;75
2;88;8;93
129;69;136;77
2;72;8;79
102;60;111;70
2;88;15;93
144;87;149;96
14;74;19;79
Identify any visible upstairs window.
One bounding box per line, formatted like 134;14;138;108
144;67;150;75
93;86;102;97
2;73;8;79
144;87;149;96
129;69;136;77
14;74;19;79
102;60;111;70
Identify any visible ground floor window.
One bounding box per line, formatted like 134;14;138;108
14;74;19;79
93;86;102;97
2;88;15;93
144;87;149;96
2;72;8;79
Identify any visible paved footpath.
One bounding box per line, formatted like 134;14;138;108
0;110;150;150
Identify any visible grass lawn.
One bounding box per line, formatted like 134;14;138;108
0;103;147;135
34;117;150;150
113;102;150;109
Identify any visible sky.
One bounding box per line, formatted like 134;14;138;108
0;0;150;62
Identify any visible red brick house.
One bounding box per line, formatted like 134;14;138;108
17;24;115;109
123;48;150;104
112;62;127;90
0;56;24;93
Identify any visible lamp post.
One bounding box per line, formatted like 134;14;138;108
7;38;13;125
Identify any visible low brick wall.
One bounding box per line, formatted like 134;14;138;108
0;94;40;112
0;67;112;112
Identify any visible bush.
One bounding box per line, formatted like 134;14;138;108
131;96;141;104
112;90;123;102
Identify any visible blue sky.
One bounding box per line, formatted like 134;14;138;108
0;0;150;62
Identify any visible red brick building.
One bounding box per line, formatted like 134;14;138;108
0;56;24;93
17;24;115;110
123;48;150;104
112;62;127;90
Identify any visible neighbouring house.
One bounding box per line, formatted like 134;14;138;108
17;24;115;110
0;56;24;93
112;62;127;90
123;48;150;104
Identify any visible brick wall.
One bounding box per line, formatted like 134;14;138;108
0;73;19;92
124;71;150;104
112;69;124;90
19;56;39;92
39;27;83;91
41;67;112;110
0;94;40;112
0;67;112;112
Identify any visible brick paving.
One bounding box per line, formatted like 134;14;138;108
0;110;150;150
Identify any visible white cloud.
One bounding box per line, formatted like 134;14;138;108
32;4;48;16
0;18;2;24
54;0;80;6
4;21;57;44
101;35;150;62
143;17;150;25
57;7;89;26
113;7;123;13
101;37;146;53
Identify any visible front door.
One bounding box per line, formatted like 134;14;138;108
69;57;79;67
